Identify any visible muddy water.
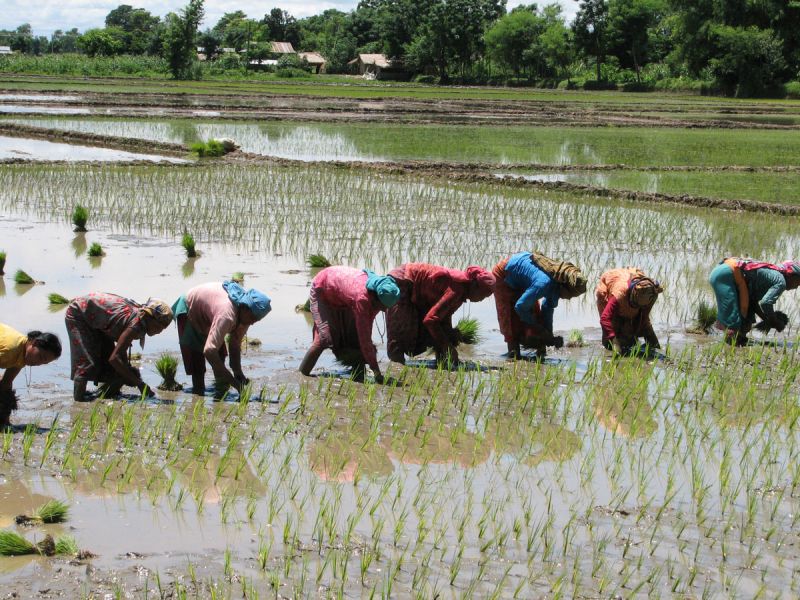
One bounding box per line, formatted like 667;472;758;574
1;163;800;596
0;136;187;163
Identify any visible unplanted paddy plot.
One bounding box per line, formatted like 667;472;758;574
3;158;800;595
7;116;800;167
0;135;187;163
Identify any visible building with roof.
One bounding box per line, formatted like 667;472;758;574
348;54;408;81
297;52;326;74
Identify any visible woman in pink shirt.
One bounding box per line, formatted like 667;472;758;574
173;281;271;395
299;266;400;382
596;268;663;354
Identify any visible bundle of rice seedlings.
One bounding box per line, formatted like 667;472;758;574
232;271;245;284
307;254;331;269
54;535;79;556
295;298;311;312
72;205;88;232
87;243;104;257
0;250;6;275
182;233;197;258
155;353;182;391
566;329;585;348
48;293;70;305
687;300;717;334
15;499;69;525
0;530;37;556
14;269;35;285
456;317;481;345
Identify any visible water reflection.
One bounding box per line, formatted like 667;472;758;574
592;359;657;438
71;233;87;258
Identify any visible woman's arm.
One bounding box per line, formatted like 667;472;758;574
108;325;151;393
0;368;20;391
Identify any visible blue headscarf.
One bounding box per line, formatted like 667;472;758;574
222;281;272;320
363;270;400;308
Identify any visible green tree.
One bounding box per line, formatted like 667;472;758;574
709;25;786;96
262;8;300;46
162;0;205;79
50;29;81;53
105;4;160;54
78;28;126;57
607;0;667;81
485;9;542;77
573;0;609;81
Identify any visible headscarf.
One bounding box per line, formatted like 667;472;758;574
223;280;272;320
464;266;495;299
628;277;663;308
781;261;800;276
530;251;587;298
140;299;174;328
363;270;401;308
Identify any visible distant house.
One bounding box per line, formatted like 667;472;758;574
196;47;207;61
270;41;295;55
348;54;409;81
298;52;326;74
0;46;12;55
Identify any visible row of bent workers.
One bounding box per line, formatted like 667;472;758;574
2;252;799;427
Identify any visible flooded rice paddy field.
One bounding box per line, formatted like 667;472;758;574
2;156;800;596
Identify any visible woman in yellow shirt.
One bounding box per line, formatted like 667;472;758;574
0;323;62;428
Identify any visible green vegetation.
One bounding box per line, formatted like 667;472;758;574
181;232;197;257
189;139;226;157
688;299;718;334
0;531;37;556
0;250;5;275
232;271;245;284
455;317;481;345
48;293;70;305
16;499;70;524
306;254;331;269
156;353;181;391
72;204;88;232
87;242;104;257
13;269;35;285
566;329;585;347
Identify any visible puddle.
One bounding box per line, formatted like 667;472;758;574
0;136;187;162
0;94;81;102
0;105;91;115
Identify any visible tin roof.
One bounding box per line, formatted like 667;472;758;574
298;52;326;65
270;41;295;54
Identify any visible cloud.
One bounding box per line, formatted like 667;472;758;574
2;0;580;37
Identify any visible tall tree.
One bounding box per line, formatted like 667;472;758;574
162;0;204;79
262;8;300;46
573;0;609;81
105;5;160;54
607;0;666;81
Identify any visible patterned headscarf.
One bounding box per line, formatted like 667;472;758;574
363;270;401;308
629;277;663;308
140;299;174;328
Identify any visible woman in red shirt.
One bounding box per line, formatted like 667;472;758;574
596;268;663;354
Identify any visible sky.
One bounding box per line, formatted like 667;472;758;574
1;1;581;37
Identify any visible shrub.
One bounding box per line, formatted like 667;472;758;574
583;80;618;91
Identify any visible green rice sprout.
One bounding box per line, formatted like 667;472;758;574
72;205;88;232
182;233;197;258
14;269;35;285
54;535;79;556
0;530;37;556
34;499;70;524
307;254;331;269
0;250;6;275
48;293;70;305
87;242;104;257
456;317;481;345
156;353;181;391
190;139;226;158
688;300;717;334
232;271;245;284
295;298;311;312
566;329;585;347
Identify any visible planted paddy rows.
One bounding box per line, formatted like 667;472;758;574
2;157;800;594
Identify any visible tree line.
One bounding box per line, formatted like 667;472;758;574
1;0;799;97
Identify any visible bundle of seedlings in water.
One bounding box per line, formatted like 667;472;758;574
72;205;88;232
0;531;90;558
232;271;245;285
455;317;481;345
15;499;69;526
87;243;104;257
182;233;197;258
0;250;5;275
48;293;70;305
307;254;331;269
155;353;182;391
189;139;226;158
295;298;311;312
687;300;717;334
566;329;585;348
14;269;35;285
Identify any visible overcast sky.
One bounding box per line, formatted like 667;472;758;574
2;1;580;37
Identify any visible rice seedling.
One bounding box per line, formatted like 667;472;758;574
48;293;70;305
456;317;481;345
87;242;104;257
232;271;245;284
0;250;5;275
181;233;197;258
295;298;311;312
189;139;227;158
15;499;70;525
566;329;585;348
0;530;37;555
156;353;182;391
687;300;717;334
13;269;35;285
307;254;331;269
72;204;88;232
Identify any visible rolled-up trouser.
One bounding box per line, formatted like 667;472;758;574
709;263;742;330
